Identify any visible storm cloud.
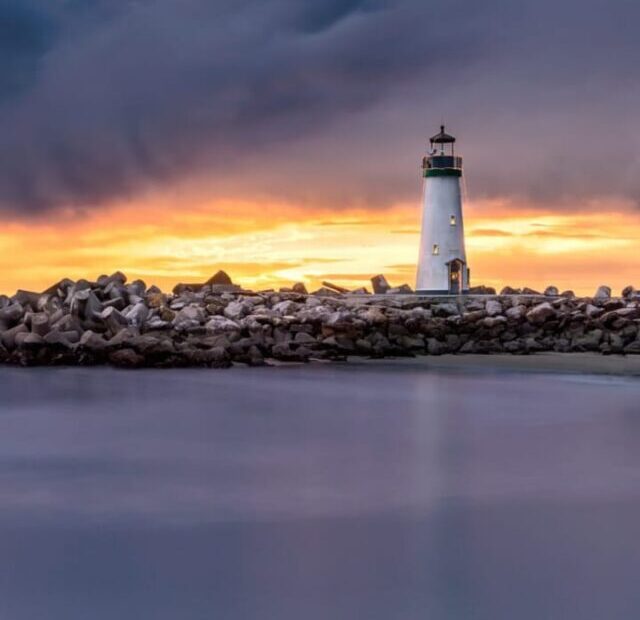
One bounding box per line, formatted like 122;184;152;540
1;0;640;215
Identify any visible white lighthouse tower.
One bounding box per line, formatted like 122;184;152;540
416;125;470;294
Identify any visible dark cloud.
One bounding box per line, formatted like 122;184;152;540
0;0;639;216
0;1;56;99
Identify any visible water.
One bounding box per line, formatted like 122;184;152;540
0;362;639;619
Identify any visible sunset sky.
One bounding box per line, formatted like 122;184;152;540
1;0;639;295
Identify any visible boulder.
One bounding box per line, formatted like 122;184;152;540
432;303;459;318
426;338;448;355
51;314;83;334
64;280;92;306
181;346;230;367
43;331;76;349
594;285;611;300
209;283;241;294
100;307;129;335
159;307;176;322
526;302;556;324
30;313;51;337
585;304;604;318
205;316;240;334
485;300;503;316
130;335;175;355
560;290;575;298
294;332;317;345
544;286;559;296
505;305;526;320
349;287;370;295
603;299;625;312
145;318;170;330
622;285;637;300
360;307;387;325
12;290;41;309
109;271;127;285
323;311;353;329
312;287;340;297
401;335;425;349
97;271;127;288
107;328;138;349
102;296;126;311
223;301;248;320
124;302;149;327
173;305;206;330
272;342;309;361
500;286;521;295
322;281;349;294
17;332;44;349
0;302;24;324
322;335;355;353
371;274;391;295
624;341;640;354
1;324;28;349
272;300;300;316
109;348;145;368
482;315;507;328
41;278;74;297
205;270;233;286
387;284;413;295
468;285;497;295
146;292;167;309
128;279;147;297
521;287;541;295
84;292;103;320
600;307;640;327
504;340;525;353
105;283;127;306
172;282;204;295
79;330;108;351
292;282;308;295
462;310;486;324
572;329;603;351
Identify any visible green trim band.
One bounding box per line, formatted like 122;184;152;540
424;168;462;178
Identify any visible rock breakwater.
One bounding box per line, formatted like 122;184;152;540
1;272;639;368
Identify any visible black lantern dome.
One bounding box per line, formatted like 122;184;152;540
429;125;456;145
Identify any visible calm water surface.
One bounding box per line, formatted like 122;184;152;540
0;362;639;619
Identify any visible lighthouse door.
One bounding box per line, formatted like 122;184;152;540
448;260;463;295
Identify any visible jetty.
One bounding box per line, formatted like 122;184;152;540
0;270;639;368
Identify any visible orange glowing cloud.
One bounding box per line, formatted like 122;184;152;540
1;192;639;297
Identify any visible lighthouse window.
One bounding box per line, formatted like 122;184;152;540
450;215;457;226
432;244;440;255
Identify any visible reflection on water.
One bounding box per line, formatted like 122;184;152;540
0;363;638;619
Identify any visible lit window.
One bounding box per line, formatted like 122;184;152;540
450;215;456;226
432;244;440;255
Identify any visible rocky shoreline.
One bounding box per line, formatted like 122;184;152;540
1;272;639;368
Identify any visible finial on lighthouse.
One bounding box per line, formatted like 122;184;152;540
416;125;469;295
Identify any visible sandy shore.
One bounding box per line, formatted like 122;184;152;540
359;353;640;377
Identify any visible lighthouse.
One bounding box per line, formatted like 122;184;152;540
416;125;470;294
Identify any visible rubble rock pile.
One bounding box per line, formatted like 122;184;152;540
0;272;639;368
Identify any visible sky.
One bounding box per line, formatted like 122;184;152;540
1;0;639;295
